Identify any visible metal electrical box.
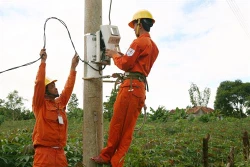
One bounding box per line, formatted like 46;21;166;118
96;25;121;65
86;25;121;66
100;25;120;51
85;33;101;78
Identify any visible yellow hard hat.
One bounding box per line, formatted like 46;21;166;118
45;77;57;86
128;9;155;28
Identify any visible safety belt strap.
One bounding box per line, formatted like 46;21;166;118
114;72;149;92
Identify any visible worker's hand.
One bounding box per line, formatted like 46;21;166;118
71;53;79;71
40;48;47;63
105;49;118;58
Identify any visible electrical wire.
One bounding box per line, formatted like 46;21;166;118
43;17;77;54
231;0;250;35
226;0;250;39
0;17;102;74
0;57;41;74
109;0;112;25
43;17;101;71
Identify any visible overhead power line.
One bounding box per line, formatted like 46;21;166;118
226;0;250;39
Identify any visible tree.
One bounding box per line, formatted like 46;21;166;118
67;93;83;119
20;109;35;120
67;93;79;112
245;96;250;115
188;83;211;107
0;98;5;124
0;115;4;125
214;80;250;118
4;90;26;121
0;98;5;107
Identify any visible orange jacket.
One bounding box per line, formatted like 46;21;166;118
113;33;159;77
32;62;76;148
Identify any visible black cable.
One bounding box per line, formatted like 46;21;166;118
109;0;112;25
0;57;41;74
43;17;101;71
0;17;102;74
43;17;74;50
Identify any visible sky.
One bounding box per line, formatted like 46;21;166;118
0;0;250;111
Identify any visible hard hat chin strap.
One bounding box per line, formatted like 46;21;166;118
136;19;141;37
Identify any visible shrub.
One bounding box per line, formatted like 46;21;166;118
0;115;4;126
198;114;209;122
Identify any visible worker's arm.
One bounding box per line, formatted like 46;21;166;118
32;49;47;113
105;41;141;71
58;54;79;106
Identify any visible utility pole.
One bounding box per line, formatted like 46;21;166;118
83;0;103;166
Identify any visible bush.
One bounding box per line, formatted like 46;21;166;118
188;115;195;122
148;106;169;122
0;115;4;126
198;114;209;122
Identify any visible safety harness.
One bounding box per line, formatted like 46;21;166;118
111;72;148;132
112;72;149;92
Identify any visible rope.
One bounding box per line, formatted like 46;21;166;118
0;17;102;74
135;104;147;132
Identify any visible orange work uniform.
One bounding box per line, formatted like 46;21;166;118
100;33;159;167
32;62;76;167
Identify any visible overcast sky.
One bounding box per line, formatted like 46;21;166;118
0;0;250;111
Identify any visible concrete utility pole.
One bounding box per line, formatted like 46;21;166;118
83;0;103;166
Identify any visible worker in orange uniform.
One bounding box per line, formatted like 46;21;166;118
91;9;159;167
32;48;79;167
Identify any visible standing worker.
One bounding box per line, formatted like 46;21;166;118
91;9;159;167
32;48;79;167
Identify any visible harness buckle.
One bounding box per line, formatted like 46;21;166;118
128;88;134;92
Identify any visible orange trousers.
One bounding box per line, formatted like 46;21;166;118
33;146;68;167
100;81;145;167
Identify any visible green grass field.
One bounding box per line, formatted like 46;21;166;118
1;116;250;167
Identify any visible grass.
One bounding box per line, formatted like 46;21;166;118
0;116;250;166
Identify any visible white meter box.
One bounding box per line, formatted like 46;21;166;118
85;25;121;66
100;25;121;51
85;33;100;78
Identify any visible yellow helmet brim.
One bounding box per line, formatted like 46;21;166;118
45;77;57;86
128;9;155;28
